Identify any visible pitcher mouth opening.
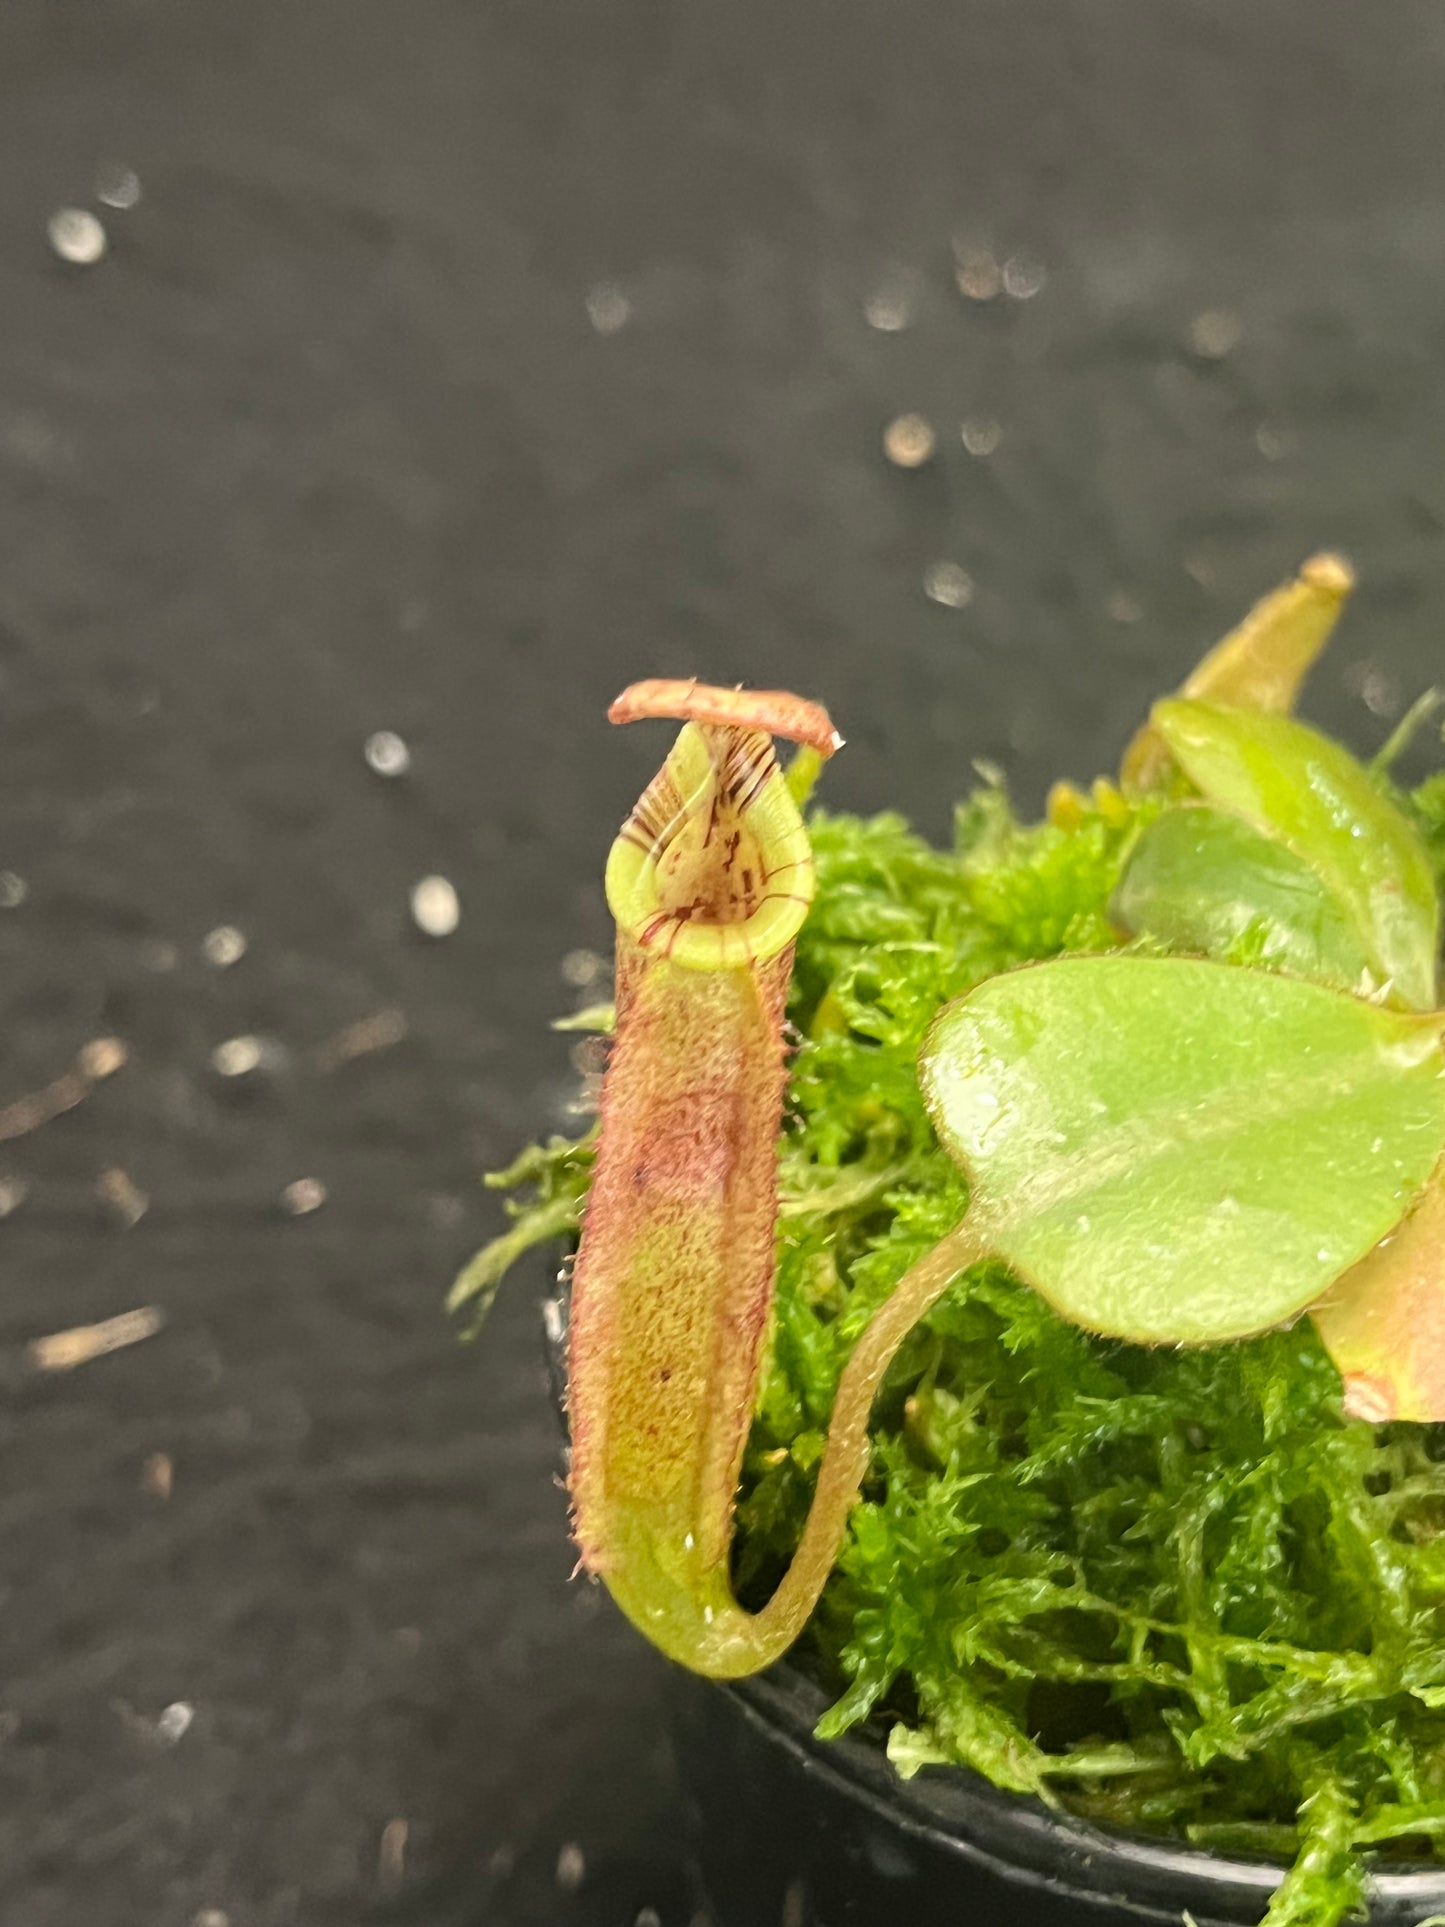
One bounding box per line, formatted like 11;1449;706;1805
605;721;815;970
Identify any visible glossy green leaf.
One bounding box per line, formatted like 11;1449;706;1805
921;957;1445;1344
1153;700;1440;1011
1112;804;1374;992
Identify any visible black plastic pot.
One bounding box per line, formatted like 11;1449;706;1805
671;1662;1445;1927
542;1293;1445;1927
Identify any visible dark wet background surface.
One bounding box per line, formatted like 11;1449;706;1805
1;4;1444;1922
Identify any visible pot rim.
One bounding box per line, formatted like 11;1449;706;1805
717;1659;1445;1921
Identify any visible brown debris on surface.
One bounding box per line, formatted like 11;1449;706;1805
29;1306;166;1373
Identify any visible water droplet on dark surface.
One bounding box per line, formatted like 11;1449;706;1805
202;924;247;968
923;562;974;609
212;1035;263;1078
1189;308;1242;359
585;282;631;334
411;874;460;936
1002;253;1047;299
1255;420;1294;460
95;161;142;210
561;947;605;987
883;413;935;469
954;248;1002;301
48;208;107;264
864;279;915;331
960;416;1002;457
155;1701;194;1744
281;1177;327;1217
364;729;411;777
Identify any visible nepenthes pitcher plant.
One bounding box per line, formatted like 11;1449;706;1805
565;557;1445;1680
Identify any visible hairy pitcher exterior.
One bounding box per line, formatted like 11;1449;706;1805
566;682;993;1675
565;683;840;1673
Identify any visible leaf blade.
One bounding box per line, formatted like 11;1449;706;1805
1154;700;1440;1011
1112;803;1375;992
922;956;1445;1344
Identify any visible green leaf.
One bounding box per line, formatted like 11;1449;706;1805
1153;700;1440;1011
1113;804;1374;992
921;957;1445;1344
